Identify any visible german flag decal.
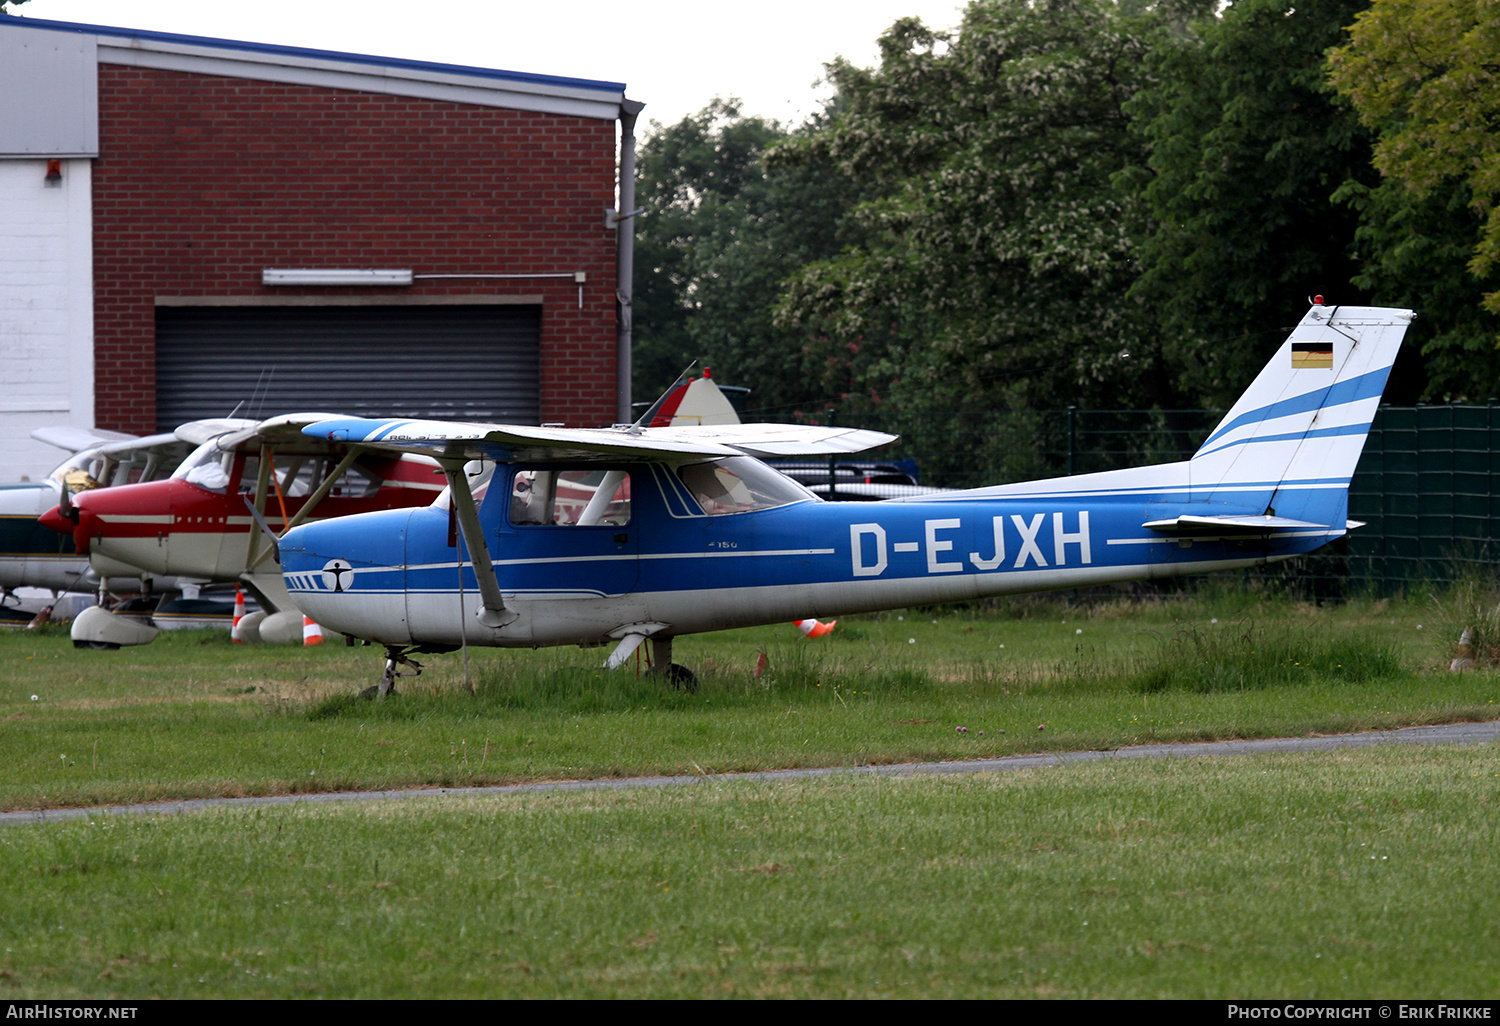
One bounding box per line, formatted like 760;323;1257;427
1291;342;1334;369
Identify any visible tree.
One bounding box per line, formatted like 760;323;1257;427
1128;0;1380;408
632;100;861;414
1329;0;1500;398
773;0;1216;416
1330;0;1500;307
1336;175;1500;399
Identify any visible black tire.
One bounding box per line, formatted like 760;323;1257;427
664;663;699;693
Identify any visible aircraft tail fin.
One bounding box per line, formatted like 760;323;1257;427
1186;303;1414;527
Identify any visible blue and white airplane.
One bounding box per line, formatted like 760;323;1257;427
279;302;1413;695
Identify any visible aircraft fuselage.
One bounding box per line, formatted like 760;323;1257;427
280;459;1335;649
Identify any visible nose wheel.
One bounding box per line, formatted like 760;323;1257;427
362;646;423;699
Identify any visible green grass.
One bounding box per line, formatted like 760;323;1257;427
1;591;1498;997
0;593;1494;811
0;744;1496;998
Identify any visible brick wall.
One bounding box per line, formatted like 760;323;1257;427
92;64;619;433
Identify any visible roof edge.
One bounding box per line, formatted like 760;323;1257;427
0;15;627;96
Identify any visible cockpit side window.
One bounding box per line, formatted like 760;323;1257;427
272;459;384;500
509;469;631;527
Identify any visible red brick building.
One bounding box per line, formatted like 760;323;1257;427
0;16;641;480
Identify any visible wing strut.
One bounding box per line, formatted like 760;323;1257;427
280;449;361;534
244;444;278;571
440;459;515;628
244;448;362;572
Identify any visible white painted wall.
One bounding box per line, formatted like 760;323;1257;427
0;157;95;483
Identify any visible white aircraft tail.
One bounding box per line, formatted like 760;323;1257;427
908;304;1413;525
1184;304;1414;526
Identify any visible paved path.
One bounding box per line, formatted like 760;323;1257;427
4;719;1497;827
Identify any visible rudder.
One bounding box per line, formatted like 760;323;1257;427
1185;303;1414;526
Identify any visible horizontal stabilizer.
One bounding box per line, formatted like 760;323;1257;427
1143;514;1332;533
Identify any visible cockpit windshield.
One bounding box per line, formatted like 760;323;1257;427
678;457;817;516
48;449;108;493
171;440;235;493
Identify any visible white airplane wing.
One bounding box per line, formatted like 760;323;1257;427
30;425;137;453
302;417;897;463
186;413;355;455
174;418;260;447
42;430;202;489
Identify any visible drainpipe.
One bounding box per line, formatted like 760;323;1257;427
616;99;646;425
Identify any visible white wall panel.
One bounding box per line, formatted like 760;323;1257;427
0;159;94;483
0;30;98;156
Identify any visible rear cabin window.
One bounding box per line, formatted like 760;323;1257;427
509;469;631;527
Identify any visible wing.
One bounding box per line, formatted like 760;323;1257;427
30;425;137;453
43;430;201;489
172;418;261;448
187;413;356;455
302;417;898;463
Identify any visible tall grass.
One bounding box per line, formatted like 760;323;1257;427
1090;619;1411;693
1423;568;1500;669
307;638;938;721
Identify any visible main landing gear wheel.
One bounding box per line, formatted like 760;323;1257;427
646;637;699;693
663;663;699;693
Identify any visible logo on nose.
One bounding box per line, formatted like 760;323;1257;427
321;559;354;592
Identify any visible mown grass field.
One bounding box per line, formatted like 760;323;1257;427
1;588;1497;997
1;747;1497;998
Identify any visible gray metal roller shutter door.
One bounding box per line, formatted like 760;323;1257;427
154;305;541;431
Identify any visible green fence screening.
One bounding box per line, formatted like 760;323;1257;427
806;404;1500;596
1347;405;1500;589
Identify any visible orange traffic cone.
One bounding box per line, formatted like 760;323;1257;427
303;615;324;646
231;589;246;643
794;618;836;639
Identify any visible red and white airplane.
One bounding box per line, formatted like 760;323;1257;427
0;421;237;606
39;413;448;647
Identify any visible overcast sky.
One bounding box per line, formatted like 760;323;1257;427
13;0;970;131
